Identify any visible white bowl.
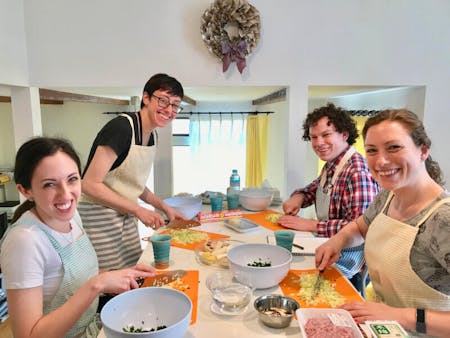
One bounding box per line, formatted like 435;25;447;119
164;196;202;219
101;287;192;338
239;188;273;211
227;243;292;289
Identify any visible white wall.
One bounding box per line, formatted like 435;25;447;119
1;0;449;190
0;0;28;86
255;99;288;199
41;101;126;167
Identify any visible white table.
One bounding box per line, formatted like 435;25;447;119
99;217;322;338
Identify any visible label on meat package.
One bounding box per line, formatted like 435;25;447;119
328;313;353;327
366;321;409;338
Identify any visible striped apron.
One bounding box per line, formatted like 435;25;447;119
79;114;156;270
316;146;365;279
19;217;100;338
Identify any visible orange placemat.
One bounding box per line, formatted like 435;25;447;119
160;229;230;251
279;268;364;308
242;210;284;231
141;270;199;324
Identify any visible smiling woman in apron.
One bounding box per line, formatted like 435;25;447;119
316;110;450;337
0;137;155;338
280;103;380;287
78;74;186;271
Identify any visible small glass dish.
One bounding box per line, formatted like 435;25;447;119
206;270;254;315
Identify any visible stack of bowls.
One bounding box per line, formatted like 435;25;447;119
163;196;202;219
238;188;273;211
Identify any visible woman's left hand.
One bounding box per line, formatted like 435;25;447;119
340;301;405;325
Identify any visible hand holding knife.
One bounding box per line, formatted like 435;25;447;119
312;269;324;298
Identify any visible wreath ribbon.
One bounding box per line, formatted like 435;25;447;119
201;0;260;74
221;39;247;73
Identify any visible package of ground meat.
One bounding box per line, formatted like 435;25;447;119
296;308;364;338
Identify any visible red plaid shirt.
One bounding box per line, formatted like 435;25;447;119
291;148;380;238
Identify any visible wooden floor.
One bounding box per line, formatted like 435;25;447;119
0;317;12;338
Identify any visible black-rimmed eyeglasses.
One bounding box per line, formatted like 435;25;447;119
152;94;183;113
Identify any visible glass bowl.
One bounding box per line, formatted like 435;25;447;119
206;270;254;314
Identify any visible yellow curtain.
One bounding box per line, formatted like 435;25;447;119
317;116;368;174
246;114;269;187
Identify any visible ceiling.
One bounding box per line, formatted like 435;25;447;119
0;84;396;104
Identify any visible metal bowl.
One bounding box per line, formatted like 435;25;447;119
254;294;299;329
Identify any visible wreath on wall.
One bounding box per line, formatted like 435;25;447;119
200;0;260;74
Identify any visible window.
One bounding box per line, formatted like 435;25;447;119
172;114;246;195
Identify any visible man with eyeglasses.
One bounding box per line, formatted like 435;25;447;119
279;103;380;290
79;74;186;276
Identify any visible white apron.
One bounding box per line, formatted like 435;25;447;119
365;192;450;310
316;147;365;278
79;114;156;270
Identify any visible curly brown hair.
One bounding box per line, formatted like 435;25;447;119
302;103;358;145
362;109;444;186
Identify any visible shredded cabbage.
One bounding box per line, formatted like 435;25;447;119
169;229;209;244
297;273;345;307
265;213;282;223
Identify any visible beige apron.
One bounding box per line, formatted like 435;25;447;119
316;147;365;278
79;114;156;270
82;114;156;204
365;192;450;310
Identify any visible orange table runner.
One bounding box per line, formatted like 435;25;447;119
279;268;363;308
141;270;199;324
242;210;284;231
159;229;230;251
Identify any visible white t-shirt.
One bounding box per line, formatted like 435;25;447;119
0;210;84;302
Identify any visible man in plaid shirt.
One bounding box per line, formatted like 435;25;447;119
280;103;380;287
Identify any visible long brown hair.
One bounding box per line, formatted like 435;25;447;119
11;137;81;223
362;109;444;186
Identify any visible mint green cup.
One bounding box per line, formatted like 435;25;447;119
210;194;224;212
226;193;240;210
151;234;172;269
274;230;295;252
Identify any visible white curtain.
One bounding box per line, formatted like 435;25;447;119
173;114;246;195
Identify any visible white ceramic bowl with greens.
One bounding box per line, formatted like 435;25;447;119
227;243;292;289
100;287;192;338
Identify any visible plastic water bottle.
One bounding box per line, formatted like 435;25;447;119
229;169;240;194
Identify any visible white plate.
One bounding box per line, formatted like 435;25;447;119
223;218;259;233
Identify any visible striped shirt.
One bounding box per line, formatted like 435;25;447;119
292;149;380;238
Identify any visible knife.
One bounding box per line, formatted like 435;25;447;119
141;219;201;241
312;269;323;298
137;269;188;287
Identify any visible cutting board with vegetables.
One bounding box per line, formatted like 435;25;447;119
242;210;285;231
159;229;230;251
141;270;199;324
279;267;363;308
